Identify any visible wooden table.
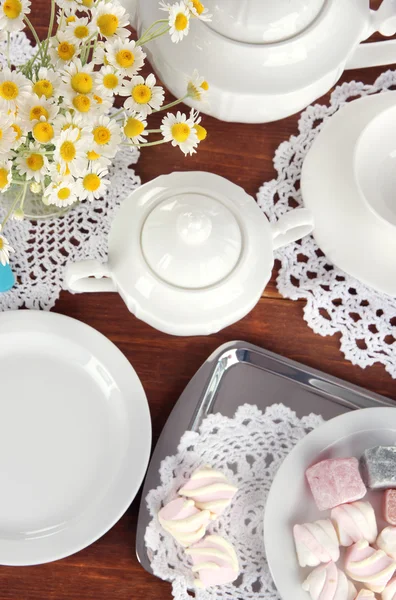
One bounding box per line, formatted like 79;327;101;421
2;2;396;598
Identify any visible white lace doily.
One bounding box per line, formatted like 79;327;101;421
0;33;140;311
0;31;35;67
258;70;396;378
145;403;323;600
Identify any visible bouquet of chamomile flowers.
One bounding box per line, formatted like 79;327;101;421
0;0;210;267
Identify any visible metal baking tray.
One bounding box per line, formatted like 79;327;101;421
135;340;396;574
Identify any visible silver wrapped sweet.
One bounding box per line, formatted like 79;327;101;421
361;446;396;490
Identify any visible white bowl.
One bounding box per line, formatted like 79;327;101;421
354;104;396;229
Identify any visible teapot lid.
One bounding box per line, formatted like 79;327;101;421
108;172;274;336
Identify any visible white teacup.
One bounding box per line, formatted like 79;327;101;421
203;0;326;44
354;104;396;229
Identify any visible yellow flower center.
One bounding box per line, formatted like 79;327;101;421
0;81;19;101
124;117;144;139
60;140;76;162
175;12;188;31
132;84;151;105
12;123;22;140
93;94;103;104
3;0;22;19
26;153;44;171
97;13;119;37
74;25;90;39
0;238;3;250
191;0;204;15
87;150;100;160
116;49;134;68
194;123;207;141
66;15;76;24
0;168;9;189
33;122;54;144
33;79;54;99
57;187;71;200
0;129;2;140
30;105;49;121
72;94;91;113
83;173;101;192
201;80;209;90
57;41;75;61
103;73;118;90
93;126;111;146
171;123;190;143
81;0;93;7
71;72;93;94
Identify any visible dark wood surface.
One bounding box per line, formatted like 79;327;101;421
1;2;396;598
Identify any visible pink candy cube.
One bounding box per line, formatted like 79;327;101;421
306;457;366;511
385;490;396;526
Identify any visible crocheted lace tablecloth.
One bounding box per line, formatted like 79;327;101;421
0;33;140;311
257;70;396;378
145;403;323;600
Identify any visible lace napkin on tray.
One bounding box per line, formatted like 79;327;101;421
145;403;323;600
257;70;396;378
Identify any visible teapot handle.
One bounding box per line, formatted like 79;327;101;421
346;0;396;70
64;260;117;293
271;209;314;251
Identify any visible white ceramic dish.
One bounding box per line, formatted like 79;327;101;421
301;91;396;297
264;407;396;600
124;0;396;122
0;311;151;566
354;104;396;228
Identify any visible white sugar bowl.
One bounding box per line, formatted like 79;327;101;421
65;172;313;336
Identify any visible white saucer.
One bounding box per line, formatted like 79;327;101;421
0;311;151;565
264;407;396;600
301;91;396;296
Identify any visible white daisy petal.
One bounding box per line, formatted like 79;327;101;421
160;110;199;155
121;74;164;118
15;142;50;182
168;2;190;43
0;159;13;193
75;163;110;202
0;68;30;111
0;0;31;33
93;2;130;40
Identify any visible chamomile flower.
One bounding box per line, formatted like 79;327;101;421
121;74;164;117
15;142;49;182
31;67;59;101
49;30;80;68
187;69;209;102
106;38;146;77
0;114;17;155
190;108;207;142
160;110;198;155
0;160;12;193
9;115;26;149
44;175;78;208
86;147;111;168
0;0;31;32
0;68;30;111
61;58;95;97
91;91;113;115
76;164;110;201
55;0;82;10
54;127;89;177
56;6;77;27
95;65;126;97
53;110;93;139
123;113;148;144
31;118;55;144
185;0;212;21
19;94;59;129
0;226;14;265
91;115;121;158
168;2;190;43
93;2;130;40
66;16;96;44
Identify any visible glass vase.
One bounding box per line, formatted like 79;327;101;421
2;184;75;221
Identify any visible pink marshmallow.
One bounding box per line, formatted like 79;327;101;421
306;458;366;511
186;534;239;589
385;490;396;526
345;539;396;593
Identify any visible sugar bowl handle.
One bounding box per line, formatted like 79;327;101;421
271;208;314;251
64;260;117;293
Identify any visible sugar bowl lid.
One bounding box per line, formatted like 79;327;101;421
109;172;275;336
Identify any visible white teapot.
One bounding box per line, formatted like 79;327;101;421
65;172;313;336
123;0;396;123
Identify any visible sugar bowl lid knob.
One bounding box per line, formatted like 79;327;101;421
141;193;242;289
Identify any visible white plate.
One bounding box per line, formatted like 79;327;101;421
264;407;396;600
0;310;151;566
301;91;396;296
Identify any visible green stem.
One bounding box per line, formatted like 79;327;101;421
81;32;98;65
123;139;167;148
1;184;24;228
24;16;45;60
154;95;188;113
111;108;126;120
20;181;28;211
146;129;161;133
139;26;170;45
136;19;168;46
45;0;56;54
